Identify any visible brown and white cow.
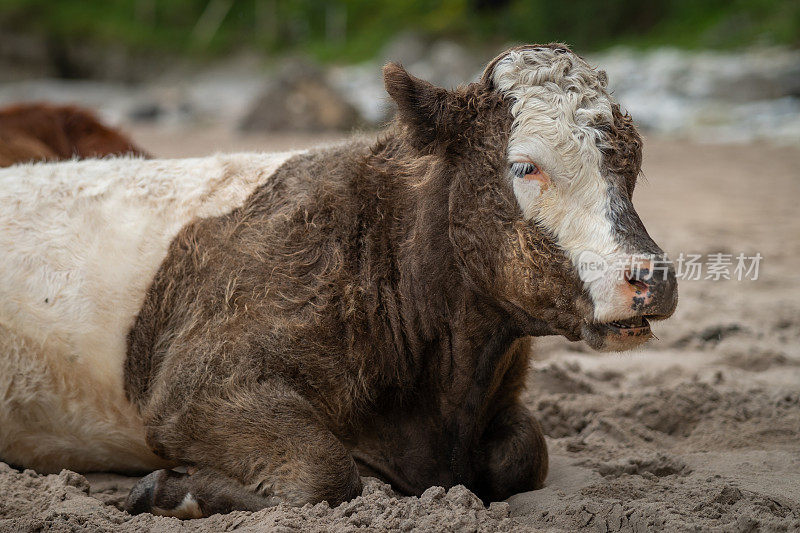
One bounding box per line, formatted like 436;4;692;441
0;44;677;517
0;102;149;167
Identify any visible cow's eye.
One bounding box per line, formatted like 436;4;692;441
511;162;540;178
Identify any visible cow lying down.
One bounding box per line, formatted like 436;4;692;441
0;44;677;518
0;102;149;167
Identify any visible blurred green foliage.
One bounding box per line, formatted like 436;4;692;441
0;0;797;61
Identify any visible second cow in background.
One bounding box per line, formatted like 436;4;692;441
0;102;149;167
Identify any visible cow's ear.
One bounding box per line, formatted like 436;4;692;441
383;63;455;148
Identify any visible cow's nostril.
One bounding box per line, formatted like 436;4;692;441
623;260;653;294
627;278;649;293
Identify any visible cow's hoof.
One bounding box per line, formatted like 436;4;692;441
125;469;203;519
125;470;160;515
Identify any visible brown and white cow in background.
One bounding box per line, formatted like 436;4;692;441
0;102;149;167
0;44;677;518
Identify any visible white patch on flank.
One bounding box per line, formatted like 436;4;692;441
0;151;299;473
153;493;204;519
492;47;633;322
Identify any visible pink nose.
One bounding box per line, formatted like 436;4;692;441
624;260;654;303
621;257;678;317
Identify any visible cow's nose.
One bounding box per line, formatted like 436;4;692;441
623;258;678;318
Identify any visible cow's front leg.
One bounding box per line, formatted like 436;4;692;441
475;402;548;502
129;379;362;517
126;468;278;518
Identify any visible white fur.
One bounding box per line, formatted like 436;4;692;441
493;47;635;322
511;177;546;220
0;151;298;473
153;493;204;519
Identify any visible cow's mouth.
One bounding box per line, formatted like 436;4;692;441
602;315;651;335
581;314;669;351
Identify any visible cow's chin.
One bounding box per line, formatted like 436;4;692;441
580;319;653;352
510;301;653;351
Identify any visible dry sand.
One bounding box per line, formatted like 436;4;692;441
1;129;799;532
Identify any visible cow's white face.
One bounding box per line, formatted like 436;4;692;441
489;45;677;347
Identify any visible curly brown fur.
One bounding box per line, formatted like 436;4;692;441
602;103;643;196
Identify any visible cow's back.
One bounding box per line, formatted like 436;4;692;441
0;151;297;472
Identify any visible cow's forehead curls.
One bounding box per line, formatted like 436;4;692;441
480;44;597;87
480;43;612;124
480;43;631;177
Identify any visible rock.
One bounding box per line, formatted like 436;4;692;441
240;60;362;133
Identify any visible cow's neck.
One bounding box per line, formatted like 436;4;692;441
369;132;526;392
369;137;511;379
361;137;528;486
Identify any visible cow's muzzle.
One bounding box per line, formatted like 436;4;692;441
582;255;678;351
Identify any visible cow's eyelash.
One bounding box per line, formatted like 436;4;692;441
510;162;537;178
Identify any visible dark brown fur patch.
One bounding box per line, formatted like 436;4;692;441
602;103;643;196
